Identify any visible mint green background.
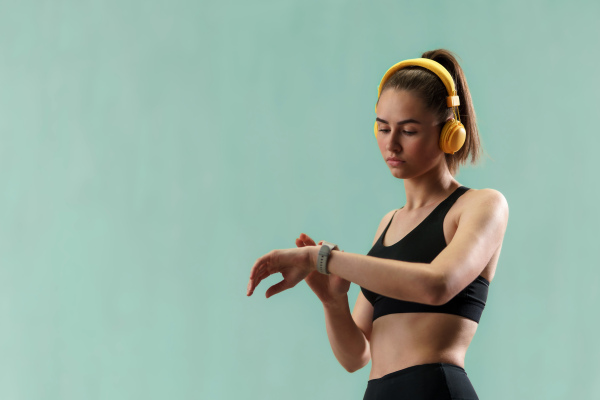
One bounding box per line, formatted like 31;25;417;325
0;0;597;399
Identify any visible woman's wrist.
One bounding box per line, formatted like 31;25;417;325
311;243;342;274
322;294;349;310
307;245;321;272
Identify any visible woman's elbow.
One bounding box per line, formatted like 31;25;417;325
346;354;371;373
425;271;450;306
346;343;371;373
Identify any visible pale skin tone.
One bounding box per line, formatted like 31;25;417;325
246;88;509;379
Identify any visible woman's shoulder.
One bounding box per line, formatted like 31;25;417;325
459;187;509;223
371;208;399;246
463;187;508;209
377;208;399;231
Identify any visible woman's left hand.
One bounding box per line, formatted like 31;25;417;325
246;247;316;298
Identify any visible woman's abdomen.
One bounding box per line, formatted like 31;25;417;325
368;312;478;380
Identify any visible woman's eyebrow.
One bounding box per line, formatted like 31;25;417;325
375;117;421;125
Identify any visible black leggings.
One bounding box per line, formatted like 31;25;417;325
363;363;479;400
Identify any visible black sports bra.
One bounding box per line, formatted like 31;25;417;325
360;186;490;323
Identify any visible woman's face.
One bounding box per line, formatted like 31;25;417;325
375;89;446;180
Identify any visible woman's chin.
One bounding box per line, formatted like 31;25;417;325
389;169;408;179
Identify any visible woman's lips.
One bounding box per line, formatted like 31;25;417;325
387;158;405;167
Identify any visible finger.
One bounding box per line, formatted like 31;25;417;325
251;265;269;291
250;251;272;280
257;259;276;279
295;238;305;248
300;233;316;246
247;265;271;296
254;268;270;283
247;278;260;297
249;256;262;280
250;252;279;293
247;274;258;295
266;279;292;298
247;279;254;296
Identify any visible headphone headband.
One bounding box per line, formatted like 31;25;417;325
373;57;467;154
376;58;460;108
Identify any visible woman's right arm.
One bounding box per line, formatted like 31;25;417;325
322;293;371;373
299;210;396;373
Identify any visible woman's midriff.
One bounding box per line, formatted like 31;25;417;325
368;312;479;380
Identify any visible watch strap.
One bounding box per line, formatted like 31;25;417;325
316;241;339;275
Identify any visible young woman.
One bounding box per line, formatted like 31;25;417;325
247;49;508;400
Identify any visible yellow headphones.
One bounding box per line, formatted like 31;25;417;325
374;58;466;154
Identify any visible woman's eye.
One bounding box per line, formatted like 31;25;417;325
378;129;416;135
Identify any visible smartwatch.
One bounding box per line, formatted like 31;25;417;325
316;241;339;275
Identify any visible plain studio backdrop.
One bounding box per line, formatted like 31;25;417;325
0;0;598;399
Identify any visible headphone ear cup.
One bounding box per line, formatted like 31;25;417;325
374;121;378;138
440;120;466;154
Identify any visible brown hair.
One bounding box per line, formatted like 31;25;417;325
377;49;481;176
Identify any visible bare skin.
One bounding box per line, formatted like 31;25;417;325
295;188;502;379
359;189;502;379
247;88;508;380
297;90;502;379
358;88;505;379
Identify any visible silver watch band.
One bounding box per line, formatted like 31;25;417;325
316;241;339;275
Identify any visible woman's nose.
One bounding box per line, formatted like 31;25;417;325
386;133;401;152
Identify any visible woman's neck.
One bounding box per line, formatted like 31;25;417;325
402;164;459;210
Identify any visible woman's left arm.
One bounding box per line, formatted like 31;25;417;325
427;189;509;304
247;190;508;305
326;189;509;305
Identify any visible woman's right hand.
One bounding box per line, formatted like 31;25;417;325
295;233;351;305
